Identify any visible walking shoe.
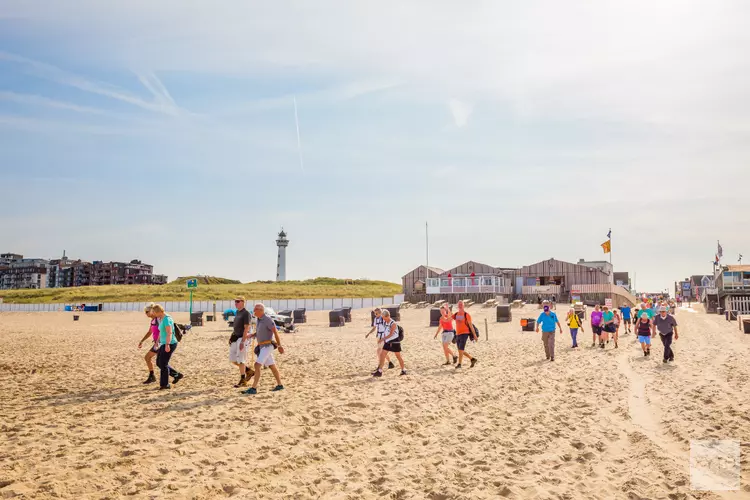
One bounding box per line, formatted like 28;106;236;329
452;355;458;364
443;361;452;365
271;385;284;391
234;377;247;388
591;342;596;348
643;351;648;357
143;373;156;384
455;364;462;369
243;387;258;395
614;342;618;349
372;370;383;378
550;357;555;362
663;359;668;364
600;342;605;349
546;356;550;360
172;373;184;384
400;370;407;376
470;358;478;368
388;361;396;369
159;385;171;390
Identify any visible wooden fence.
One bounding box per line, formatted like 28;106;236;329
728;296;750;314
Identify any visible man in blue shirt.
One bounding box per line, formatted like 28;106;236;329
620;305;632;334
536;305;563;361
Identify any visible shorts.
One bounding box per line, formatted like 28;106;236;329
592;325;603;335
624;318;632;324
229;339;249;364
255;345;276;367
383;341;401;353
456;333;471;351
604;324;616;333
150;344;159;353
441;330;455;344
638;335;652;345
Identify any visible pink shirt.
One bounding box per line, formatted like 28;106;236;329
150;319;160;342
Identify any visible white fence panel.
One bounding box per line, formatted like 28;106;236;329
332;299;343;309
393;294;405;304
362;298;373;309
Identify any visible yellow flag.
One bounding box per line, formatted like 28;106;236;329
601;240;611;254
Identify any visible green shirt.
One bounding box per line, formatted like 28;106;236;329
602;311;615;323
159;315;178;345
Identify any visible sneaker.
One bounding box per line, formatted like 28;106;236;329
663;359;668;364
143;373;156;385
159;385;171;390
234;377;247;388
550;357;555;362
643;351;648;357
452;355;458;364
546;356;550;360
172;373;184;384
388;362;395;369
443;361;452;365
243;387;258;395
271;385;284;391
470;358;477;368
372;370;383;378
400;370;407;376
591;342;596;348
455;364;462;369
614;342;618;349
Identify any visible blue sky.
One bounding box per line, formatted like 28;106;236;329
1;1;749;292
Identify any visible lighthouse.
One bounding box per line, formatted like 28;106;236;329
276;229;289;282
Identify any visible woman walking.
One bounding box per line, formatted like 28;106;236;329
372;309;406;377
612;308;621;348
566;307;584;348
151;304;182;390
452;300;478;369
137;303;181;384
434;305;458;365
601;305;615;349
590;305;603;347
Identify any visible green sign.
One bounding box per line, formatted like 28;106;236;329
186;279;198;289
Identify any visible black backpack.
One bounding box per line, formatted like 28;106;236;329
174;323;191;342
397;324;404;342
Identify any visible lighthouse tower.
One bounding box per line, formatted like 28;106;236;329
276;229;289;282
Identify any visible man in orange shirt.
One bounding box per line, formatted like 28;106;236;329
452;300;478;369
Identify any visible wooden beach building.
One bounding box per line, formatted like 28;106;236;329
714;265;750;314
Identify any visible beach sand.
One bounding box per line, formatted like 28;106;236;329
1;305;749;499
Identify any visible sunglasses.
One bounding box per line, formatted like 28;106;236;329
234;300;244;304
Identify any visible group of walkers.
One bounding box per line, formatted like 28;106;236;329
137;297;285;393
535;298;679;363
137;295;680;390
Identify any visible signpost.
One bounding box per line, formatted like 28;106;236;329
605;298;613;308
186;279;198;315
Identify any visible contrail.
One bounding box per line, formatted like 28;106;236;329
293;95;304;171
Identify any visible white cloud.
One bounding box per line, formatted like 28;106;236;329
447;99;473;127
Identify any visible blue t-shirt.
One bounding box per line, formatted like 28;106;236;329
620;306;632;320
159;315;178;345
537;312;559;332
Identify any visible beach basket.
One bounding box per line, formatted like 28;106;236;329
73;315;80;321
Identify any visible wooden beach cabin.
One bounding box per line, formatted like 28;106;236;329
422;261;516;304
714;265;750;314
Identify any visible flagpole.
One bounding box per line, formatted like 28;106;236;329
609;228;612;266
425;221;429;288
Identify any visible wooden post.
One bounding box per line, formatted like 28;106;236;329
484;317;489;341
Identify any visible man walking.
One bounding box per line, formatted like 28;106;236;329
243;303;285;394
620;304;632;334
536;304;563;361
229;296;254;388
653;306;679;363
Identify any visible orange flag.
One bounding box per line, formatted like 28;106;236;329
601;240;611;254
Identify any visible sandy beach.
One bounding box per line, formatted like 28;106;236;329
1;305;749;499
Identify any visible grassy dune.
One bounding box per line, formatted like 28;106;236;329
0;278;402;304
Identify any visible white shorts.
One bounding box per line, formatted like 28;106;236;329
441;331;455;344
256;345;276;367
229;339;249;364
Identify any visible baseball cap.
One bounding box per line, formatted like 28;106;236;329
659;306;667;312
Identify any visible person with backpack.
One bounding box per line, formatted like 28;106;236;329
565;307;584;348
433;305;458;365
150;304;184;390
600;305;615;349
365;308;395;370
137;303;182;385
452;300;478;369
372;309;406;377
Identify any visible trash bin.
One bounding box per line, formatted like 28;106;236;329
521;318;536;332
743;319;750;334
206;315;214;322
496;305;511;323
73;315;80;321
430;308;442;327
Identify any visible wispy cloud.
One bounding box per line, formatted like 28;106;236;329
134;70;177;108
0;51;183;116
447;99;473;127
